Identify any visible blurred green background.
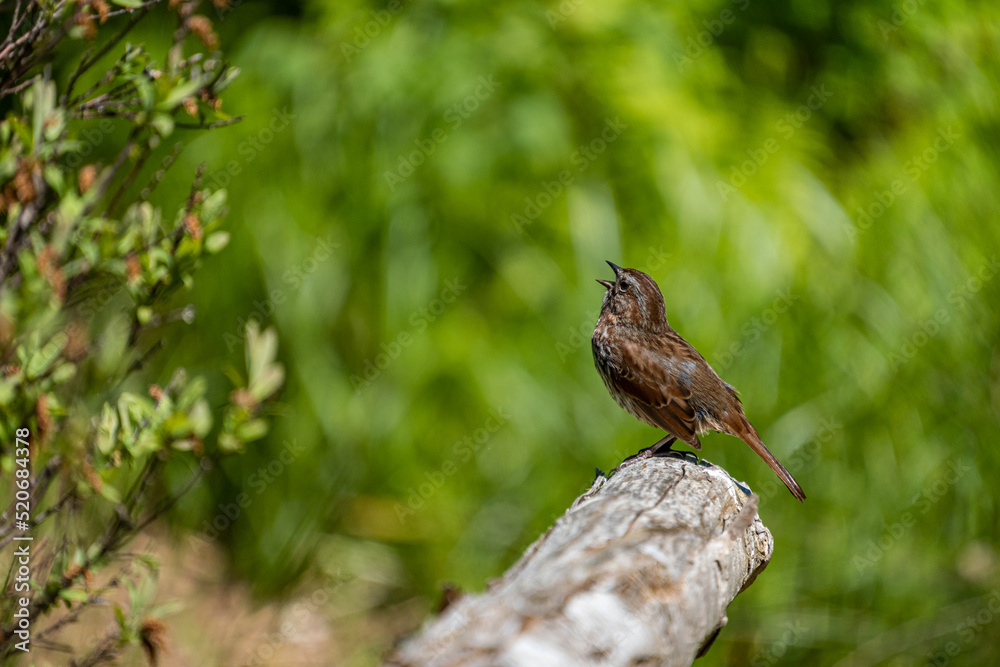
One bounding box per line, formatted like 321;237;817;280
123;0;1000;663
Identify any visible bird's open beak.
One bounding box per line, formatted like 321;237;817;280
596;260;622;288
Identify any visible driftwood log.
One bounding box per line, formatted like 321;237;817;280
386;453;775;667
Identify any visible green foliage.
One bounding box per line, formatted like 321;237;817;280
0;1;282;663
166;0;1000;663
5;0;1000;664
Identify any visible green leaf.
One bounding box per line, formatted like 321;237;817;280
0;377;19;406
51;362;77;385
136;570;158;610
150;113;175;137
133;77;154;112
117;392;153;447
97;316;129;374
25;332;67;379
218;433;244;454
110;0;143;8
201;189;227;221
247;323;276;377
135;553;161;571
205;231;230;253
30;78;56;148
98;483;122;503
213;66;241;94
43;108;65;141
250;365;284;402
150;600;182;618
177;375;207;410
158;76;209;112
237;418;269;442
189;398;212;436
246;325;284;400
132;430;161;457
97;402;119;456
114;605;127;630
44;164;65;195
59;589;90;603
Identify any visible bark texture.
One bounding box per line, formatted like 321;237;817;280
386;453;775;667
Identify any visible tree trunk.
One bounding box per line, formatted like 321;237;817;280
386;453;775;667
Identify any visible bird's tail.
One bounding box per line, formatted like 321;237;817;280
731;417;806;502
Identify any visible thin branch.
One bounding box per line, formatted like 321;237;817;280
107;137;154;216
30;637;74;654
25;489;74;529
70;57;133;107
0;169;47;288
70;109;141;121
121;454;159;514
104;0;161;19
77;96;143;111
0;0;72;98
68;629;122;667
64;4;154;104
131;458;206;534
36;565;133;643
138;138;186;199
82;124;142;219
4;0;26;43
3;74;34;95
5;446;158;634
125;339;164;373
0;456;62;542
174;115;245;130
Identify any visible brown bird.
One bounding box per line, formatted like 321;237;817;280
592;261;806;502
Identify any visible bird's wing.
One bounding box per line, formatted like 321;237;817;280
608;339;701;448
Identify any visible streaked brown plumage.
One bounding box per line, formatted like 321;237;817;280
592;261;806;502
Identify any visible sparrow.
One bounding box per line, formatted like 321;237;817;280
592;261;806;501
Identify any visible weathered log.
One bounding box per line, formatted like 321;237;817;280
386;453;775;667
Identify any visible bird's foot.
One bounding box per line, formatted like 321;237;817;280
610;448;654;475
648;434;677;456
610;435;680;474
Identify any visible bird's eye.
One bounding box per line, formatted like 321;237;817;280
618;281;629;291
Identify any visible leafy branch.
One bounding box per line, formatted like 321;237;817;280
0;1;281;664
